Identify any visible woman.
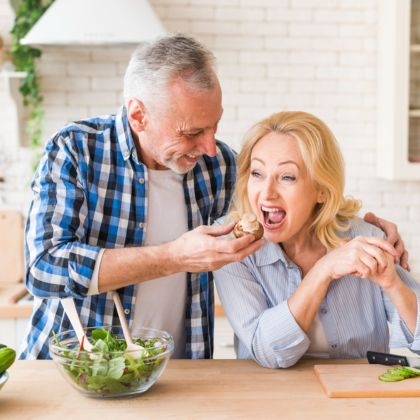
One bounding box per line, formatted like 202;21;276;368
214;111;420;368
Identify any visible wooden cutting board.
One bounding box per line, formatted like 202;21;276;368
314;364;420;398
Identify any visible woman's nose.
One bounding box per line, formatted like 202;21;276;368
261;178;279;200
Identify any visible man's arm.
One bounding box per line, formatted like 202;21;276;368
97;223;264;292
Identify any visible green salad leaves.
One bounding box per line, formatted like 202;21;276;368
52;327;169;396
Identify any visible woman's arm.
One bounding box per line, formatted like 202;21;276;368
214;258;311;369
363;212;409;271
288;236;397;332
368;251;417;333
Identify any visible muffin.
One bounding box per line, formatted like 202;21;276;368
233;212;264;240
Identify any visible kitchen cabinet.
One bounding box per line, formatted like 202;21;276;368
377;0;420;179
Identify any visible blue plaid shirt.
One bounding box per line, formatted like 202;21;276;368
20;106;237;360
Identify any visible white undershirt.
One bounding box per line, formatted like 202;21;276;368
88;168;188;358
131;169;188;358
306;314;329;357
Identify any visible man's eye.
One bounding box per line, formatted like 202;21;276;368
185;131;202;138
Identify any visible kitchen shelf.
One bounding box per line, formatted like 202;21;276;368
0;69;27;159
410;44;420;52
377;0;420;180
0;70;27;78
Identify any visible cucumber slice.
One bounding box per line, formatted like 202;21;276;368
378;366;420;382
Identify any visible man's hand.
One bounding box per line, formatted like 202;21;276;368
168;222;264;273
363;212;410;271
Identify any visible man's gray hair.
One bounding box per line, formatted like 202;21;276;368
123;33;217;106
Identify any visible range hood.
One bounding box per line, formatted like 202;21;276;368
20;0;166;46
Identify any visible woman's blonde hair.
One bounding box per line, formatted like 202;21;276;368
231;111;361;249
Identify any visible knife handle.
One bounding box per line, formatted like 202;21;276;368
366;351;409;366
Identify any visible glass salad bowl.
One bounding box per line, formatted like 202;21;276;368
0;371;9;391
49;326;174;398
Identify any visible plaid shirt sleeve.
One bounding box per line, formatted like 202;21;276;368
21;110;139;359
25;128;102;299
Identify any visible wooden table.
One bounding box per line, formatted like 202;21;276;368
2;359;420;419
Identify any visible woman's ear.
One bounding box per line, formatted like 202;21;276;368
127;98;146;132
317;189;326;204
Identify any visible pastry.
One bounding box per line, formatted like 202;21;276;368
233;212;264;240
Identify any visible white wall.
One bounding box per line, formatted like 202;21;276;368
1;0;420;274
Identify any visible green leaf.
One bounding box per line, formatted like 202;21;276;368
91;358;109;377
92;339;109;353
107;356;125;379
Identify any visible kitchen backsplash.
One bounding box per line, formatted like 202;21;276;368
0;0;419;274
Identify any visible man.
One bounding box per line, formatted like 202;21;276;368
20;33;406;359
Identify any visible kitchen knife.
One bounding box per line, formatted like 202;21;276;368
367;350;420;368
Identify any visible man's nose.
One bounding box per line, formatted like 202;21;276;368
198;129;217;157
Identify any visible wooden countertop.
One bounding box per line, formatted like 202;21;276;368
3;359;420;419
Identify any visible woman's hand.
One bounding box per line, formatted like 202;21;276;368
292;236;407;333
363;212;410;271
317;236;397;281
367;250;400;290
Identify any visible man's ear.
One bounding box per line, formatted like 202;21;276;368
127;98;146;131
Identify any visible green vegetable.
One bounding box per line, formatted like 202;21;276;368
51;328;168;396
0;346;17;374
378;366;420;382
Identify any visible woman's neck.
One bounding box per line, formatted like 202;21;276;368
280;234;326;276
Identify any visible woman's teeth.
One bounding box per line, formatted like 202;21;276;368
261;207;286;224
261;206;281;213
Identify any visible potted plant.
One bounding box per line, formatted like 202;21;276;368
9;0;54;152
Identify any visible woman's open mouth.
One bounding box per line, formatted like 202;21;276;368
262;206;286;228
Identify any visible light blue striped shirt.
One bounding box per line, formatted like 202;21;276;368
214;217;420;368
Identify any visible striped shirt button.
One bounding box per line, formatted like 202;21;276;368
138;222;145;229
124;308;130;315
138;177;145;184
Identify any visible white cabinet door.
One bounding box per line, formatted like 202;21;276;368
377;0;420;179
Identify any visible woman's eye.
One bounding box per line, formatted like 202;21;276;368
281;175;296;182
250;170;261;178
